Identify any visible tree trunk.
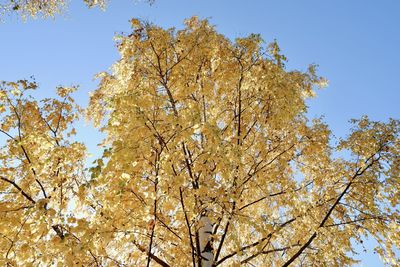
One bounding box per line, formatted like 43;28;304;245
199;214;213;267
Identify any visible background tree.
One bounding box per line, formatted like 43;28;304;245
0;80;88;266
0;0;154;19
1;17;399;266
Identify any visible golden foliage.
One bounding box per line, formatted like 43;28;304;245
0;0;154;19
1;18;399;266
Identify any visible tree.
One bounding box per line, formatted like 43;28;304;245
0;81;87;266
1;17;399;266
0;0;154;19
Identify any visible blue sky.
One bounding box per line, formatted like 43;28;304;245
1;0;399;265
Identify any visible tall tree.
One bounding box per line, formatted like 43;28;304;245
86;18;400;266
1;18;399;266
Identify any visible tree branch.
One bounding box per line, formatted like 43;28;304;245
282;153;381;267
179;187;196;267
134;241;170;267
214;202;236;263
0;176;35;204
215;217;296;266
241;244;301;264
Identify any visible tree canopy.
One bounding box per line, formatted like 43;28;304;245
0;0;153;18
0;17;399;266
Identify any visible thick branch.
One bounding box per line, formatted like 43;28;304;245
179;187;197;267
147;181;159;266
0;176;35;204
19;144;48;199
282;154;381;267
214;202;236;263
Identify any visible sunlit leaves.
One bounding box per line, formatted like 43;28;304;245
0;80;87;266
85;17;399;266
0;0;154;19
1;17;399;266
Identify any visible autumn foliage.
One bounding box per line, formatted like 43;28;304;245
0;18;399;266
0;0;154;18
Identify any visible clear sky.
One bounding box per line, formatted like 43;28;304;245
1;0;399;265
